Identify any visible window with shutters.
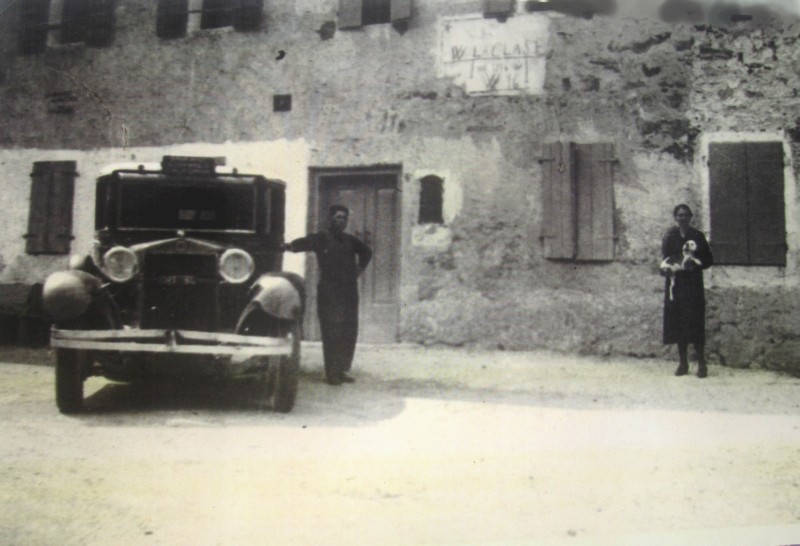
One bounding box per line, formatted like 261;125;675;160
338;0;412;29
539;142;616;262
18;0;50;55
17;0;115;53
419;175;444;225
24;162;77;255
156;0;262;38
708;141;786;266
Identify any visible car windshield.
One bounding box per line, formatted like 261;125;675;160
118;179;256;231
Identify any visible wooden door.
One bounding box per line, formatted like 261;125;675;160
305;170;401;343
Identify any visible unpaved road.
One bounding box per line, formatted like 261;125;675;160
1;345;800;546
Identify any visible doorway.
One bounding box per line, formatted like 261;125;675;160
305;167;402;343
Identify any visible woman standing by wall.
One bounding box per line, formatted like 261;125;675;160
661;204;714;378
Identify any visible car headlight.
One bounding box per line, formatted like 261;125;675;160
219;249;254;283
103;246;138;283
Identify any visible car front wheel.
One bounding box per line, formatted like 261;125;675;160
56;349;89;414
268;321;301;413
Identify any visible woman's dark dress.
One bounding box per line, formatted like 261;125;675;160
661;226;713;345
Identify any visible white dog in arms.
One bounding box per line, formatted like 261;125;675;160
660;240;702;302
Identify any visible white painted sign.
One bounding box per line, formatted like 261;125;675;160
438;14;550;95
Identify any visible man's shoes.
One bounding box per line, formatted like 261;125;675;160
697;364;708;378
339;373;355;384
675;363;688;376
325;376;342;386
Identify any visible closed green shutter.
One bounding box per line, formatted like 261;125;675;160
746;142;786;266
709;143;749;264
540;142;575;260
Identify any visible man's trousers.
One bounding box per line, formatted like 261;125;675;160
319;319;358;380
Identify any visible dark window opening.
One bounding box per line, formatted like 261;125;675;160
709;141;786;266
18;0;50;55
419;176;444;224
17;0;115;51
61;0;91;43
273;94;292;112
233;0;264;31
157;0;188;39
60;0;115;47
362;0;391;24
200;0;234;29
25;161;77;255
338;0;411;30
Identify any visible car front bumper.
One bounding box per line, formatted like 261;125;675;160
50;328;293;357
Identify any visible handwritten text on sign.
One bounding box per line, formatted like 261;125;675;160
438;15;550;95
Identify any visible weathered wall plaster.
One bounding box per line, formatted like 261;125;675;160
1;0;799;373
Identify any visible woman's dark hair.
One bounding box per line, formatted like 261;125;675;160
673;204;693;218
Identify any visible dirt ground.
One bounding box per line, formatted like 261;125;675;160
1;343;799;546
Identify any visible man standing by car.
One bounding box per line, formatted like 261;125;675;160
285;205;372;385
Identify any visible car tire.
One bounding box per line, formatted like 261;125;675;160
56;349;88;414
269;321;301;413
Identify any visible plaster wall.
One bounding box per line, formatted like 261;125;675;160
0;0;799;371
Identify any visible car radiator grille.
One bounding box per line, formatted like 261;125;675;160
141;253;219;331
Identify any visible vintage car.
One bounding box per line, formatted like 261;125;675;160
41;156;304;414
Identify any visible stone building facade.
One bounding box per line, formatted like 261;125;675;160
0;0;799;372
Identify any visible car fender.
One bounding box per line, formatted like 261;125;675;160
246;274;303;320
234;274;304;337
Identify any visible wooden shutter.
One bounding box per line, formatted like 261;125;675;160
84;0;115;47
25;162;77;255
156;0;188;39
18;0;50;55
540;142;575;260
233;0;264;32
391;0;412;22
338;0;363;29
746;142;786;266
709;143;749;264
575;143;615;261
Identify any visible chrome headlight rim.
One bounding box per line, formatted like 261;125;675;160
102;246;139;283
219;248;255;284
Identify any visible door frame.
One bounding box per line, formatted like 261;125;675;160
305;165;403;342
